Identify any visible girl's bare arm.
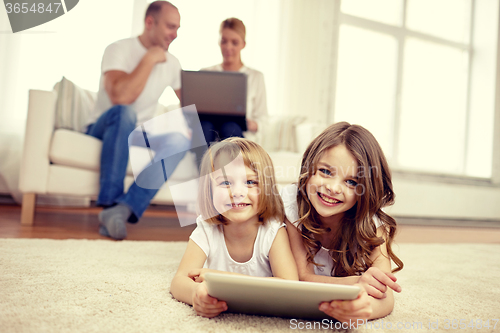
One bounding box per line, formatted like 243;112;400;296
170;240;227;318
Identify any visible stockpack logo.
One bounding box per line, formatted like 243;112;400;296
4;0;78;33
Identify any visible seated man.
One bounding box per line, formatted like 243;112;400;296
84;1;190;240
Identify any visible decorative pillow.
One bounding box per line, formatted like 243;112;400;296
53;77;96;133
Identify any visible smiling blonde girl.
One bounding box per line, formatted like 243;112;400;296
171;137;297;318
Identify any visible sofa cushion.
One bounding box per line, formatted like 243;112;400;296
53;77;96;133
50;129;101;171
49;129;198;181
45;164;178;205
49;130;303;192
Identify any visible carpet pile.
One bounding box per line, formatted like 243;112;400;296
1;239;499;332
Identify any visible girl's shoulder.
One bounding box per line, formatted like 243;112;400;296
194;215;222;234
260;218;285;233
256;219;286;255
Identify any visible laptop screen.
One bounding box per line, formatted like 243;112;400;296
181;70;247;116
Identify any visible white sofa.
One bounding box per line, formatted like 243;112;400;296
19;83;321;225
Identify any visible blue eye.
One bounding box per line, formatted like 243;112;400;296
319;168;332;176
346;179;358;187
219;181;231;186
246;180;258;186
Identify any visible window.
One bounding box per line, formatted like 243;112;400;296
332;0;498;178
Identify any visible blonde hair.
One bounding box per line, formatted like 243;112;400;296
219;18;246;42
197;137;283;225
297;122;403;276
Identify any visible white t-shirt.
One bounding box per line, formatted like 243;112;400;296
189;216;284;277
87;37;182;127
280;183;383;276
202;64;268;140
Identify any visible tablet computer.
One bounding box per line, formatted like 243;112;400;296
205;272;360;320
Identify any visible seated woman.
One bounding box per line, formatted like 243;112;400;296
199;18;268;151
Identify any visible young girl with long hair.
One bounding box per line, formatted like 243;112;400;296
282;122;404;323
171;137;298;318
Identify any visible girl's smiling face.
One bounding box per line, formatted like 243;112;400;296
211;154;260;225
306;144;359;224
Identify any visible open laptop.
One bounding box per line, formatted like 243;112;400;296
204;272;360;320
181;70;247;131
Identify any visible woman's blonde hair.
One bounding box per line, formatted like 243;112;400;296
297;122;404;276
197;137;283;225
219;17;246;42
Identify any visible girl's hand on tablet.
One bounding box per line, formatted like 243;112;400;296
319;286;372;326
188;268;216;283
192;282;227;318
357;267;402;299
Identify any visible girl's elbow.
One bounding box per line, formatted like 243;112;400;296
169;280;179;299
169;275;184;301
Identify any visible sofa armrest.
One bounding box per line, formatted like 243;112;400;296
19;89;57;194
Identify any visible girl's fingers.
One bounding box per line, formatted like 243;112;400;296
368;268;401;293
194;299;227;317
197;291;226;308
377;273;402;293
188;269;200;279
196;303;227;314
192;282;227;318
195;306;225;318
366;278;387;294
198;293;220;306
319;304;371;321
365;285;387;299
321;296;370;315
385;271;397;281
195;283;223;307
195;298;226;310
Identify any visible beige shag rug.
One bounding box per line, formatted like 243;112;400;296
1;239;499;333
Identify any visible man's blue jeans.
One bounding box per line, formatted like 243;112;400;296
86;105;190;221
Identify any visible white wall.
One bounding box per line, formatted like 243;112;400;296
1;0;499;221
389;177;500;221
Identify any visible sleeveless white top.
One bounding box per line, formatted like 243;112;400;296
190;216;284;277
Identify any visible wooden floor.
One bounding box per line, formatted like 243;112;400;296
1;204;499;243
0;204;195;241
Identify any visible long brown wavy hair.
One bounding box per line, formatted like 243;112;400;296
296;122;403;277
